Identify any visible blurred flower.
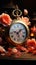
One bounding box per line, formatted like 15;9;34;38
21;16;31;26
31;26;36;33
30;33;34;37
0;13;12;26
24;9;28;15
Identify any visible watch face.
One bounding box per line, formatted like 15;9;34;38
9;23;27;44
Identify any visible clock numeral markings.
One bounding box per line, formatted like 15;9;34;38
10;32;13;34
22;35;24;38
14;38;16;40
11;35;13;37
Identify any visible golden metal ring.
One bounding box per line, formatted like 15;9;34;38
12;9;22;17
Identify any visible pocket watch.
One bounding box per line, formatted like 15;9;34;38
8;6;29;46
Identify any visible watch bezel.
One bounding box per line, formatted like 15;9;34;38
8;20;29;45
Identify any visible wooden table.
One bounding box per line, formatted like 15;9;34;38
0;52;36;60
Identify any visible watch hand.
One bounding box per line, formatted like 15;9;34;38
14;31;16;33
19;29;23;33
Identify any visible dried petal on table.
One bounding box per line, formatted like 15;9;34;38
26;39;36;47
5;51;12;57
8;48;12;52
16;45;27;52
1;53;5;56
32;50;36;55
27;47;35;53
14;51;22;58
12;47;18;54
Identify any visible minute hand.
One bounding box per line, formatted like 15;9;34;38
19;29;23;33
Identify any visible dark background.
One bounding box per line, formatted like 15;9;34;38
0;0;36;26
0;0;36;11
0;0;36;15
0;0;36;9
0;0;36;14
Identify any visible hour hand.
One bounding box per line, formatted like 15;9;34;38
14;31;16;33
19;29;23;32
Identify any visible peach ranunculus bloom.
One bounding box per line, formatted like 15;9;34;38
16;16;31;26
21;16;31;26
0;13;12;26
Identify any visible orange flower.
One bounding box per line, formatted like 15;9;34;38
0;13;12;26
21;16;31;26
31;26;36;33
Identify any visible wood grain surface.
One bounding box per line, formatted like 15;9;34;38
0;52;36;60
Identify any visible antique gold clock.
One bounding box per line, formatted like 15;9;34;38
7;6;29;46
